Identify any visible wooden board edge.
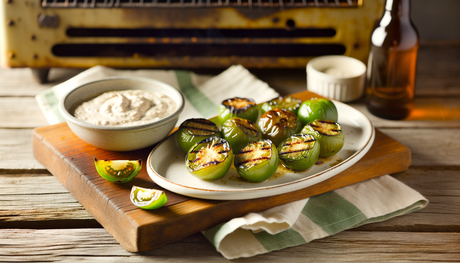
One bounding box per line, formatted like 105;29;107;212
32;127;142;252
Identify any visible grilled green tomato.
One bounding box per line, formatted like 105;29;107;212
177;118;221;154
258;109;303;147
94;158;142;183
185;137;233;180
234;139;279;182
261;96;302;115
277;134;320;171
130;186;167;210
301;119;345;158
297;98;338;126
222;117;262;154
218;97;258;124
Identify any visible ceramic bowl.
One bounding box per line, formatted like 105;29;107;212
306;55;366;102
59;77;185;151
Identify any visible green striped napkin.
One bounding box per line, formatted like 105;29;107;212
35;65;428;260
203;175;427;259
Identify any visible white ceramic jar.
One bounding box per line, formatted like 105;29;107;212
306;55;366;102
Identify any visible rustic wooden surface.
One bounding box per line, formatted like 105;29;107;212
1;41;460;261
31;91;410;252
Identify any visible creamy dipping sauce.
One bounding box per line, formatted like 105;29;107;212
74;90;177;126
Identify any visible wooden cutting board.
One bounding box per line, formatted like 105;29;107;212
32;90;411;252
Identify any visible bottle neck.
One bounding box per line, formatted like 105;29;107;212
385;0;411;17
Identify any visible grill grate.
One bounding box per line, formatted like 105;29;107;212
42;0;359;8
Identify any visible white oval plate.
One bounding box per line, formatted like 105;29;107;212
147;101;375;200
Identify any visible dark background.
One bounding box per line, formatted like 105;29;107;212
412;0;460;40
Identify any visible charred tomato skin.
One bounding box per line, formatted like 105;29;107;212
301;119;345;158
261;96;302;115
218;97;258;124
177;118;222;154
277;134;320;171
222;117;262;154
234;139;279;182
258;109;303;147
297;98;338;126
185;136;233;180
94;158;142;183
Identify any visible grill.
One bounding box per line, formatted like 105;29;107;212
1;0;384;83
42;0;359;8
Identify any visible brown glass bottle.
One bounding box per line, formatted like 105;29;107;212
366;0;419;120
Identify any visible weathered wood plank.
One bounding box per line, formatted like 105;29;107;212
0;129;44;170
0;229;459;262
1;168;458;231
0;67;83;97
0;173;98;229
350;97;460;129
0;97;49;128
380;128;460;167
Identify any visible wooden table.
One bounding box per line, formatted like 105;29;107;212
1;41;460;262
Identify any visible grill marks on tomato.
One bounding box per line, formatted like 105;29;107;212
235;141;272;168
262;109;299;130
278;134;317;159
182;119;219;136
309;120;341;136
222;97;256;113
188;138;231;170
234;118;260;137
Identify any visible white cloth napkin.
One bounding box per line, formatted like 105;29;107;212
35;65;428;260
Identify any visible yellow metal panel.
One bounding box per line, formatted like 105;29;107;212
0;0;384;69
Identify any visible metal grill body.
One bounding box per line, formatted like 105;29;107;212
1;0;384;70
41;0;360;8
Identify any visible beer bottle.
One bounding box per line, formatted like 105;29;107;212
366;0;419;120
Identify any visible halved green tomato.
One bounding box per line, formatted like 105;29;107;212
94;158;142;183
222;117;262;154
258;109;303;147
261;96;302;115
301;119;345;158
130;186;167;210
234;139;279;182
297;98;338;126
177;118;222;154
277;134;320;171
185;137;233;180
218;97;258;124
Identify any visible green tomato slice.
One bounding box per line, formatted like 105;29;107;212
278;134;320;171
261;96;302;115
258;109;303;147
130;186;167;210
218;97;258;124
222;117;262;154
301;119;345;158
177;118;221;154
297;98;338;126
186;136;233;180
234;139;279;182
94;158;142;183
